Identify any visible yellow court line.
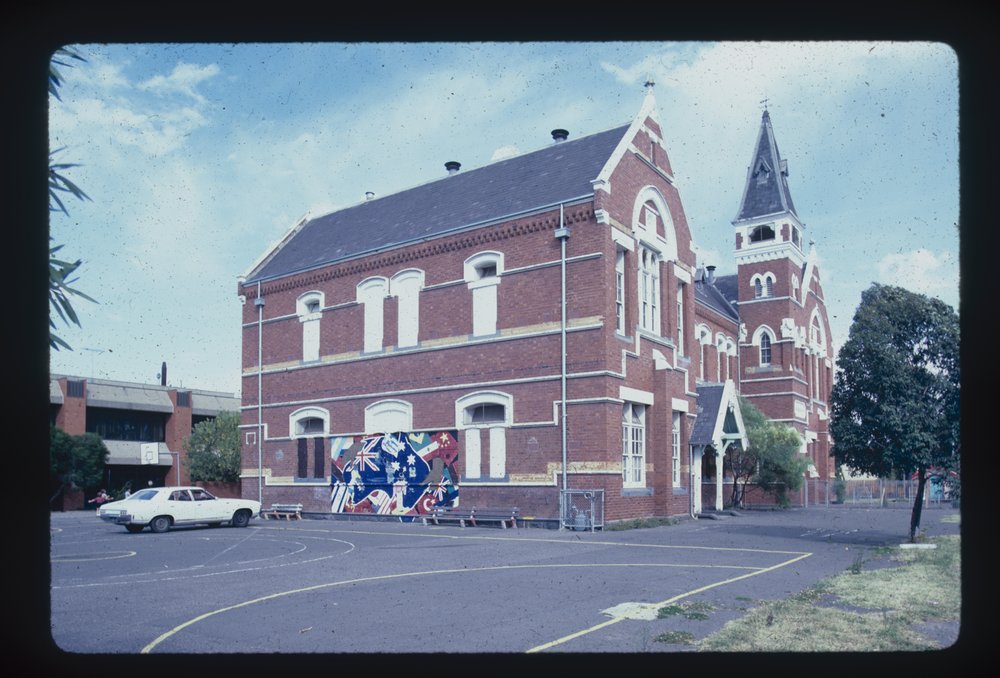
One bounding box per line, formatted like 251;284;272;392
258;524;810;556
141;562;765;653
525;551;813;653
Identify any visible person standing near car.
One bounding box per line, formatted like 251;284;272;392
88;489;111;515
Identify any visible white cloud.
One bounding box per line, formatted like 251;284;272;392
138;62;221;104
876;248;959;308
490;145;520;161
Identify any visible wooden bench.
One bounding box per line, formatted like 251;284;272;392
423;506;518;529
262;503;303;520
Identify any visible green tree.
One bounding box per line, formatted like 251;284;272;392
731;398;808;508
49;46;95;351
50;427;109;508
184;411;242;483
830;284;960;542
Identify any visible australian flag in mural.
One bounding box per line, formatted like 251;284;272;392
329;431;460;521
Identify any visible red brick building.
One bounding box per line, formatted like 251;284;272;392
237;88;835;523
50;374;240;508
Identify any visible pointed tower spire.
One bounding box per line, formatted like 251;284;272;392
734;109;798;223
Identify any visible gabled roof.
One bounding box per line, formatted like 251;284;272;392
734;110;798;223
245;124;631;283
689;381;748;450
694;272;739;323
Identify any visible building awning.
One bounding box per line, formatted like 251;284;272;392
689;380;748;451
191;391;240;416
50;379;64;405
85;382;175;413
103;440;174;466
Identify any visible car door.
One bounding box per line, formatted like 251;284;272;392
191;488;228;521
167;489;196;523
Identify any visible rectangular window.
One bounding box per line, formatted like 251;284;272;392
615;250;625;333
297;438;308;478
313;437;325;479
464;429;482;479
638;248;660;334
67;380;85;398
676;282;685;354
176;391;191;408
622;403;646;488
672;412;682;487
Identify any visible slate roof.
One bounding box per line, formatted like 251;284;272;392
694;272;739;323
689;384;725;446
734;110;798;222
245;124;632;283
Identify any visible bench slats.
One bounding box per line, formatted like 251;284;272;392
262;503;303;520
422;506;518;529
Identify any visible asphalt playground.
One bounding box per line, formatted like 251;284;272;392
48;504;961;655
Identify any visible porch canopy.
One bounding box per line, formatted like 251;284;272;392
689;380;748;512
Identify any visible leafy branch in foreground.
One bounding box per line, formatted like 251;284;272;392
49;47;95;351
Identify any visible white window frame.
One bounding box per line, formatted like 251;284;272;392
357;277;389;353
696;324;712;380
671;411;682;487
296;291;324;362
390;269;424;349
760;332;772;366
456;391;512;480
464;252;503;337
676;282;685;355
615;248;626;334
638;247;660;334
622;402;646;488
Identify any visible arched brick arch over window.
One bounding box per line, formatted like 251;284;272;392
364;399;413;435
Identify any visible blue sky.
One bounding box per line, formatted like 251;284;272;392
48;42;959;395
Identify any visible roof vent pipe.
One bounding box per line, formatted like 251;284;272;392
706;265;716;284
551;129;569;143
365;191;375;201
445;161;461;175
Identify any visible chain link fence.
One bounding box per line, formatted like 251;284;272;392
559;489;604;532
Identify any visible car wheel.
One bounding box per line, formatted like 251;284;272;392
125;524;144;533
150;516;171;533
231;510;251;528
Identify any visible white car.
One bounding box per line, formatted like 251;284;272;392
98;486;261;533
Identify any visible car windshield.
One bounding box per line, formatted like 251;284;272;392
128;489;159;501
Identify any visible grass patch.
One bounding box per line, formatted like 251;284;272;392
606;516;679;531
941;514;960;524
699;535;960;652
655;630;695;645
657;600;715;620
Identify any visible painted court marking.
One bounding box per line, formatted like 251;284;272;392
139;526;811;654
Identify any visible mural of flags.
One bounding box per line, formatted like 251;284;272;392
330;431;459;520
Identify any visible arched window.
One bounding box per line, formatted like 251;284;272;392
289;407;330;480
749;224;775;243
760;333;772;366
456;392;512;480
765;275;774;297
696;325;711;380
754;278;763;298
464;252;503;337
296;291;324;362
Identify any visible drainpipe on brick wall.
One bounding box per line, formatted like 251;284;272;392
255;281;265;504
555;205;571;528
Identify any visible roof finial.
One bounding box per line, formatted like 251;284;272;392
760;96;769;112
644;79;655;93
